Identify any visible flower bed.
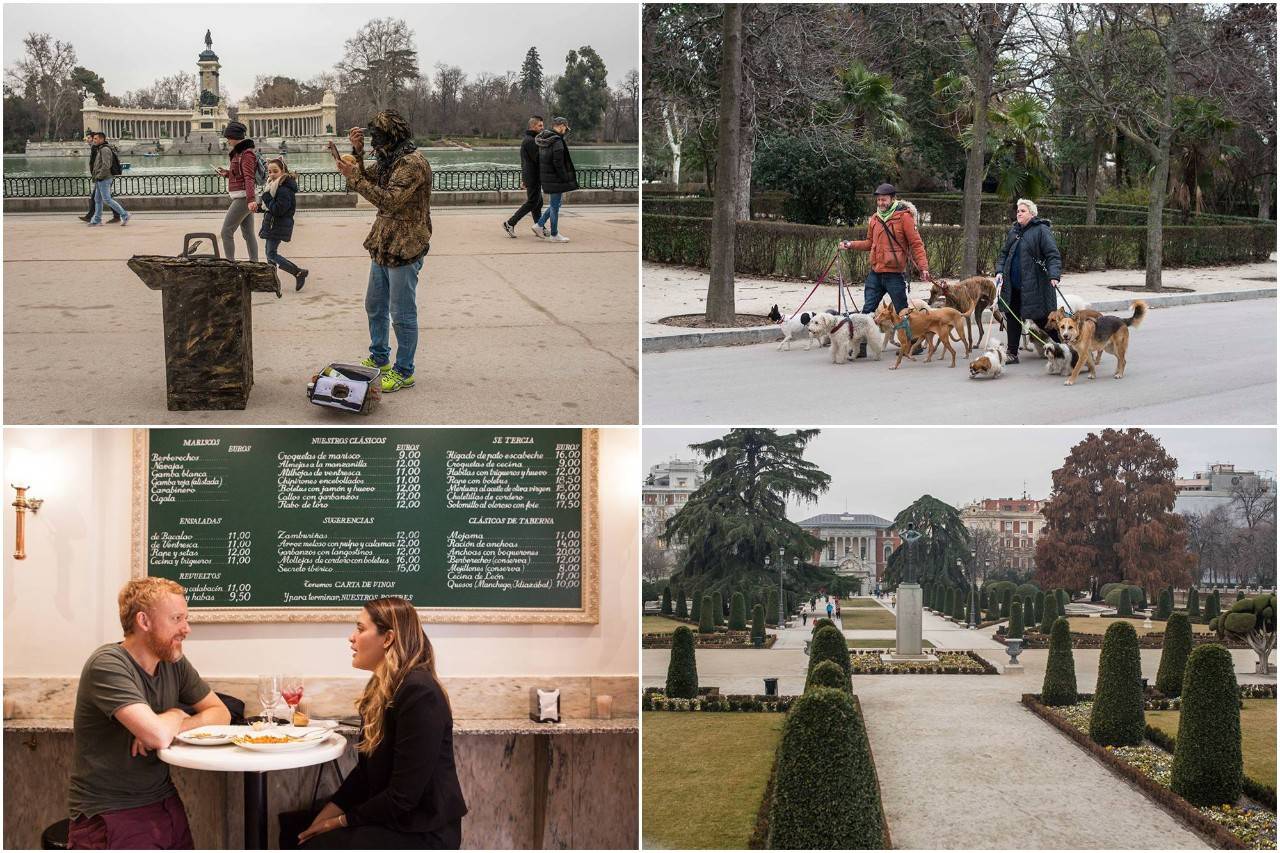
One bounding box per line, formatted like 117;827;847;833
642;630;776;649
1024;695;1277;849
643;691;796;713
848;650;996;675
1015;630;1245;650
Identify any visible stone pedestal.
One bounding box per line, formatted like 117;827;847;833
1002;664;1024;675
896;582;924;656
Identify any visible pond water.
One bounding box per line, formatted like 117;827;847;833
3;146;638;177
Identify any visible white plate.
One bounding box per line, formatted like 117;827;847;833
306;719;341;731
176;725;246;746
232;728;329;752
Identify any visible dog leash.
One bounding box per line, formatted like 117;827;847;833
789;250;841;321
1051;280;1074;317
995;293;1054;348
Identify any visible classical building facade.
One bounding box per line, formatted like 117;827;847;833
796;513;899;594
641;459;705;546
1175;462;1277;520
961;495;1047;573
81;31;336;142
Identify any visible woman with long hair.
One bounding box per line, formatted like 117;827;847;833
299;597;467;849
249;157;308;291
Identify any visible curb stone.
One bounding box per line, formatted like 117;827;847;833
643;287;1276;353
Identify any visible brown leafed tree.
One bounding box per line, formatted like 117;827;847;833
1035;428;1196;601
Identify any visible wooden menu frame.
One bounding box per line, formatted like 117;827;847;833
131;428;600;624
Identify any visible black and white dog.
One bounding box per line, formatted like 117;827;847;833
1043;341;1080;376
769;304;818;351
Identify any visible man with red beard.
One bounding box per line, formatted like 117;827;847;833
67;578;229;849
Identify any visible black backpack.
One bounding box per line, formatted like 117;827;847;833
108;147;122;176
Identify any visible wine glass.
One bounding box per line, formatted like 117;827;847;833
280;676;304;723
256;675;281;727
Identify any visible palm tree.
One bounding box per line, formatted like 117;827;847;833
991;93;1053;213
1170;96;1238;220
837;62;908;140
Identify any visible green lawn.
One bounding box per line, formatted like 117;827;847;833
847;638;934;649
644;615;690;634
839;608;897;630
845;598;886;609
1146;698;1276;786
1064;616;1218;638
642;711;785;849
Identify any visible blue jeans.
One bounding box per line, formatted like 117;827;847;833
264;239;300;276
860;270;907;314
91;178;127;223
365;258;423;377
535;192;563;235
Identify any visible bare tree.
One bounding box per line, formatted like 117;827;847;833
1231;476;1278;529
1183;505;1237;586
5;33;79;141
707;4;742;326
339;17;419;115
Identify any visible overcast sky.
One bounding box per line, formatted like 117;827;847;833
4;3;637;100
643;428;1278;522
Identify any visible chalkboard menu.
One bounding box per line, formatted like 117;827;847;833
131;428;598;623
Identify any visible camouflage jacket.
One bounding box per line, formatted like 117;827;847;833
347;151;433;267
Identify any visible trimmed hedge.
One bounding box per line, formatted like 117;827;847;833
643;214;1274;280
1155;612;1193;698
665;626;699;699
1089;621;1145;746
1157;588;1174;620
767;687;885;849
1034;590;1045;626
767;589;780;627
1170;644;1242;807
1001;588;1013;620
698;595;715;633
1056;589;1069;615
675;586;688;619
1204;590;1221;625
1042;617;1078;706
730;591;747;631
806;625;851;693
809;659;852;694
752;604;766;645
713;590;725;627
812;617;835;634
1039;593;1059;635
1008;601;1024;639
1187;588;1201;621
1118;588;1134;617
661;585;672;615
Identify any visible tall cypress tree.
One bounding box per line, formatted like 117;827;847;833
518;46;544;98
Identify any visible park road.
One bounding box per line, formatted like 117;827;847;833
642;298;1276;425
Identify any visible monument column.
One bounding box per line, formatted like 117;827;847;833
888;524;930;661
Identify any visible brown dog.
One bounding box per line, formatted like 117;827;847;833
874;302;971;369
929;276;1001;349
1057;301;1147;385
1044;306;1103;336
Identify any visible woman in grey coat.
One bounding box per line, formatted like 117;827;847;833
995;198;1062;363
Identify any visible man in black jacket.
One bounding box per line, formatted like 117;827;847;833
78;130;121;223
503;115;544;238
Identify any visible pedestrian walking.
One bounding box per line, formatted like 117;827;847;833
79;131;119;223
532;117;577;243
333;110;432;394
826;602;834;620
215;121;260;262
250;157;308;291
839;183;931;357
503;115;544;237
995;198;1063;364
86;132;129;227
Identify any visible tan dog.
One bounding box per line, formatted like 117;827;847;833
929;276;1001;348
874;302;971;369
1057;301;1148;385
1044;306;1102;337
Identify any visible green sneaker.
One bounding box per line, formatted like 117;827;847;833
380;369;415;392
359;356;392;374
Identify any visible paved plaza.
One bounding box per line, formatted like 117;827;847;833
644;599;1275;849
3;205;638;424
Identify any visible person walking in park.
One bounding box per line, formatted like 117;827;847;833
86;131;129;227
826;601;834;621
334;110;432;394
839;183;931;356
532;116;577;243
215;121;260;261
250;157;308;291
995;198;1063;364
503;115;544;238
79;131;120;224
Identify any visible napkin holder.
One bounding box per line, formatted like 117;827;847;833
529;687;561;723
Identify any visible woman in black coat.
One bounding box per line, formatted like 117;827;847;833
299;597;467;849
995;198;1063;363
251;157;308;291
532;117;579;242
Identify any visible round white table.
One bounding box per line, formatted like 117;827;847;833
160;734;348;849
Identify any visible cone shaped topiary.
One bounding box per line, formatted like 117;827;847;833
1155;611;1193;698
1089;620;1145;746
1034;590;1045;626
1039;592;1058;635
1157;588;1173;620
1171;643;1242;807
767;687;884;849
806;624;851;692
1187;587;1200;620
751;604;766;645
944;587;955;619
767;589;779;627
953;588;966;621
690;585;703;622
698;595;715;633
1117;587;1133;617
713;590;725;627
675;586;688;619
661;585;672;615
666;626;698;698
1001;587;1013;619
729;591;747;631
1008;601;1024;639
1204;590;1220;624
1056;588;1069;615
1041;617;1078;705
808;659;851;694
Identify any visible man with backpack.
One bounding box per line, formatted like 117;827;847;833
838;183;931;356
79;131;121;224
214;121;260;261
87;132;129;226
502;115;544;238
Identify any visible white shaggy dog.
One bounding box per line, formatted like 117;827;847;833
768;304;817;351
810;312;883;364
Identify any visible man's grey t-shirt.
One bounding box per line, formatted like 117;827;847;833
67;643;210;818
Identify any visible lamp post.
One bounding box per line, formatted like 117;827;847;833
764;554;771;626
778;546;786;629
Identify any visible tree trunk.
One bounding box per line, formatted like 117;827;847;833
1084;129;1106;225
662;104;683;187
1259;170;1274;221
1114;129;1127;187
1142;51;1176;291
706;4;742;326
960;63;993;276
735;103;754;222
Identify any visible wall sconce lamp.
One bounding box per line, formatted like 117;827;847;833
10;449;43;560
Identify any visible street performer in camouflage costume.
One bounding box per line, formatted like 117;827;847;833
334;110;433;393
